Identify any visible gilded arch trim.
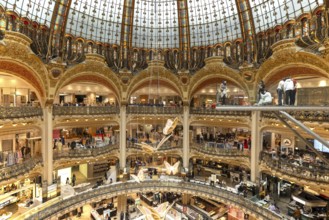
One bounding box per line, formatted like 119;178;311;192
127;67;183;98
0;59;45;104
188;63;250;100
56;62;122;101
256;51;329;84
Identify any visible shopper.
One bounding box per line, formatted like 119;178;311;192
277;78;285;106
220;80;227;105
292;78;297;105
293;208;301;220
256;90;273;105
258;80;265;101
72;174;76;186
66;177;70;185
284;77;294;105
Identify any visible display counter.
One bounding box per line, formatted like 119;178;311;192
140;193;154;206
288;192;328;220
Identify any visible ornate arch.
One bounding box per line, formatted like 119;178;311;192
0;32;49;104
188;62;250;100
256;51;329;86
55;59;122;101
0;60;45;103
127;66;183;99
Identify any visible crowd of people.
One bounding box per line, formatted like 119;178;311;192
255;77;297;106
202;77;298;107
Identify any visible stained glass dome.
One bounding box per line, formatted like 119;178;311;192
0;0;323;49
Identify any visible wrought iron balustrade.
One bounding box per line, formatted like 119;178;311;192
53;106;119;116
54;144;119;159
190;107;251;117
190;143;249;157
127;105;183;115
262;111;329;122
0;106;43;120
23;180;281;220
260;152;329;183
0;157;42;182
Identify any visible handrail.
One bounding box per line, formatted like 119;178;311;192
190;143;249;157
22;180;282;220
260;152;329;183
0;106;43;120
190;107;251;116
53;106;119;116
0;157;42;181
127;105;183;114
54;144;119;159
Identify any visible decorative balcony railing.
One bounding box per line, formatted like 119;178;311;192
190;143;249;157
127;105;183;115
53;144;119;159
262;111;329;122
0;157;42;182
53;106;119;116
23;180;281;220
190;107;251;117
0;106;43;120
260;152;329;183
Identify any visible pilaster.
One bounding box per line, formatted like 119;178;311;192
250;111;261;183
183;105;190;170
182;193;191;205
42;105;54;184
119;104;127;169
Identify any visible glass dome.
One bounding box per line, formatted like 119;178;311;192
0;0;324;49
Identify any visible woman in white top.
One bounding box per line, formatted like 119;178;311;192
257;90;273;105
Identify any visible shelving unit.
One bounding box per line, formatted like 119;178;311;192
88;162;109;180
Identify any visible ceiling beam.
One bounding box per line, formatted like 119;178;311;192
120;0;135;69
177;0;191;68
47;0;72;62
236;0;258;63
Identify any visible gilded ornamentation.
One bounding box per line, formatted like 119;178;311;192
56;56;122;101
126;64;183;98
0;31;49;102
188;59;251;100
258;51;329;82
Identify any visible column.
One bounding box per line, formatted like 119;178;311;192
117;195;127;219
250;111;261;182
182;193;191;205
119;105;127;169
183;105;189;170
42;105;53;184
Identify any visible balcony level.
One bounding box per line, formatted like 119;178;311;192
21;180;281;220
0;157;42;183
260;152;329;189
0;106;43;121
